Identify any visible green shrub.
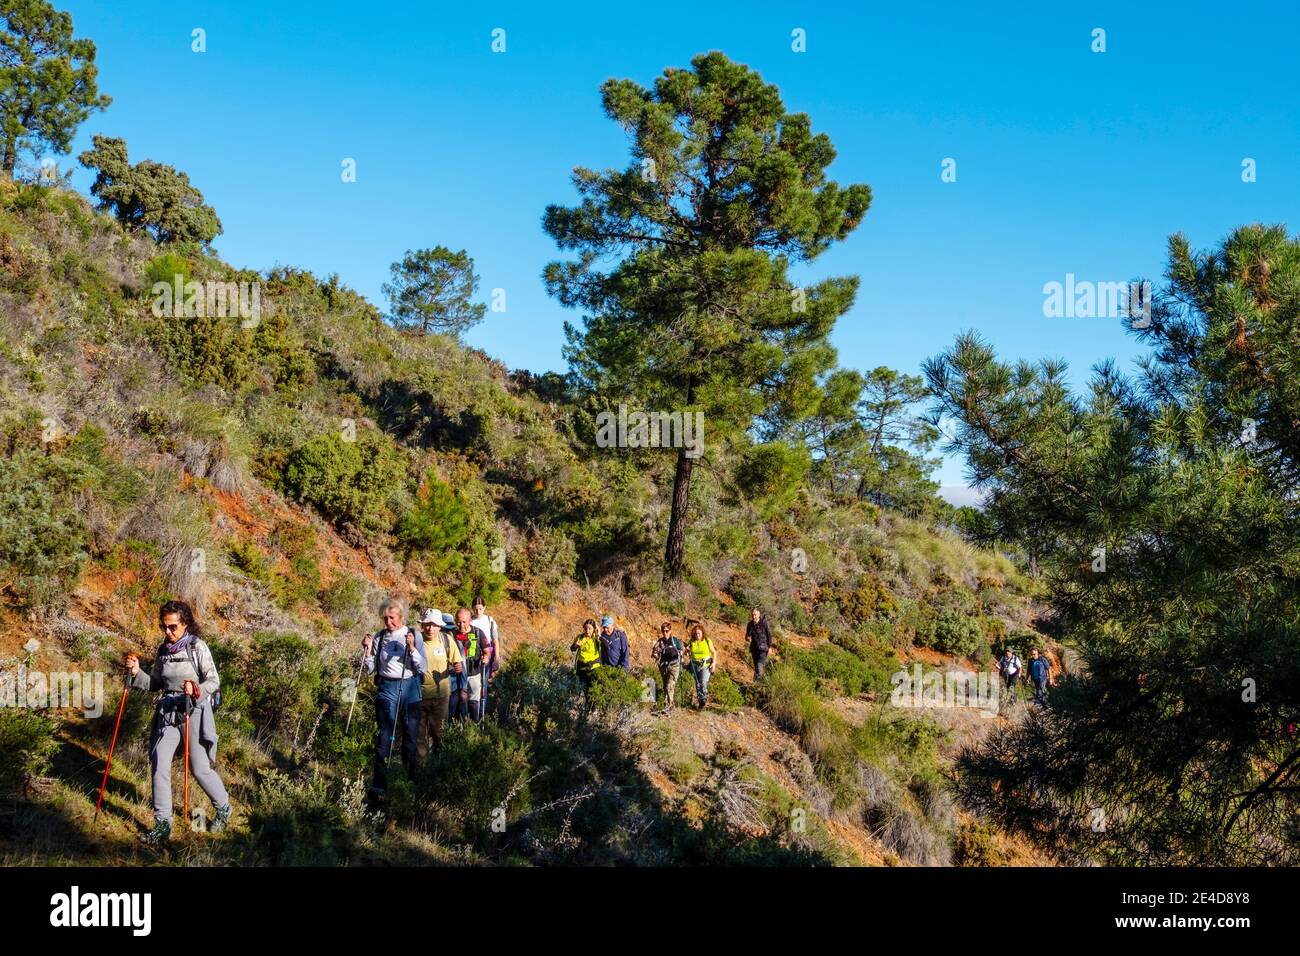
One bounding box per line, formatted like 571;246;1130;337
586;665;646;712
394;477;466;559
954;819;1012;866
926;610;984;658
311;655;377;776
507;526;577;609
282;429;406;533
422;720;531;835
228;539;274;584
735;442;811;515
706;669;744;710
675;667;698;707
320;574;366;629
787;640;893;698
396;476;507;606
244;770;354;865
282;553;322;610
237;631;323;742
758;664;861;809
0;453;88;608
491;644;582;738
0;710;59;796
144;251;193;289
834;572;898;624
648;726;706;785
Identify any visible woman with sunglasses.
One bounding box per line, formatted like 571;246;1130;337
125;600;232;844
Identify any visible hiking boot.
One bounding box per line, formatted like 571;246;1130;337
142;818;172;845
210;803;232;833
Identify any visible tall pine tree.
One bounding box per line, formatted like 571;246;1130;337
927;224;1300;864
543;52;870;579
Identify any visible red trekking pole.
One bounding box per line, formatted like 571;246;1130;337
94;683;130;824
183;695;192;824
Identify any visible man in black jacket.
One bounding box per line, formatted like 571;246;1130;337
746;608;773;682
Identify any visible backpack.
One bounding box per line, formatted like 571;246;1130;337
659;637;681;665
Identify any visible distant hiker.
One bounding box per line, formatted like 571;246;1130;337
1029;648;1051;705
651;621;684;711
571;619;603;694
687;623;718;709
125;600;232;845
997;647;1022;692
470;596;500;717
746;607;773;682
418;608;463;757
361;598;426;796
600;615;631;671
448;608;489;723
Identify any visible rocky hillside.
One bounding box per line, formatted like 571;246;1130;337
0;179;1058;866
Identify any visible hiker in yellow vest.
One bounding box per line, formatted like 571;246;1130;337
418;608;463;757
570;618;602;694
687;623;717;709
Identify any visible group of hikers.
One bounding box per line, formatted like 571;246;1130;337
116;597;776;842
997;646;1052;705
116;596;1047;844
358;597;503;796
570;607;775;709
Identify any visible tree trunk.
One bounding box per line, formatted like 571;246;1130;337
664;445;693;579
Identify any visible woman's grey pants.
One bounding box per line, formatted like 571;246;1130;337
151;707;228;823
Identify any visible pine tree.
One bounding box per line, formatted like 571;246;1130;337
543;51;871;579
382;246;486;338
926;224;1300;864
0;0;109;177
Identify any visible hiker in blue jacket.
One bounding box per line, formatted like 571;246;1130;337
599;615;631;671
1028;647;1051;705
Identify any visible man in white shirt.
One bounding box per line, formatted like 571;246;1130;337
361;598;426;796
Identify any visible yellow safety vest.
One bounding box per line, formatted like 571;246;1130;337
576;635;602;667
689;638;712;663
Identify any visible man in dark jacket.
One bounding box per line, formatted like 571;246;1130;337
600;616;631;671
1028;647;1051;705
745;608;773;682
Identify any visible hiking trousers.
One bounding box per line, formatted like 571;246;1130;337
151;705;228;823
374;675;421;792
660;662;681;709
751;648;768;682
419;681;453;759
449;672;482;723
693;662;712;707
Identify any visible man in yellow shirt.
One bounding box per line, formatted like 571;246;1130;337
418;608;463;758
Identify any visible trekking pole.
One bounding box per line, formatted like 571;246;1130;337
344;649;366;735
389;643;412;778
183;695;191;825
94;682;129;824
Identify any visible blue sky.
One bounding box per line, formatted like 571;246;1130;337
55;1;1300;488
